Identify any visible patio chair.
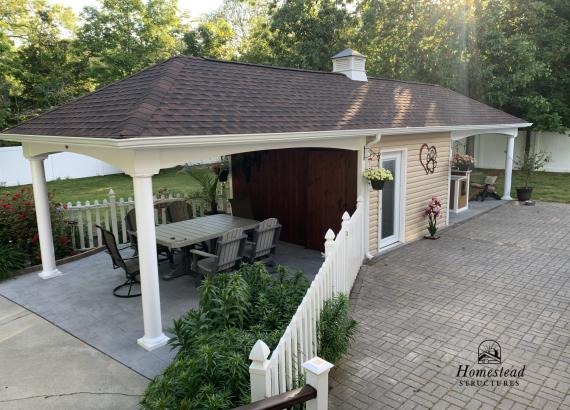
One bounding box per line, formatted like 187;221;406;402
229;198;254;219
242;218;281;265
124;208;174;265
166;200;193;223
190;227;247;280
96;225;141;298
472;173;501;201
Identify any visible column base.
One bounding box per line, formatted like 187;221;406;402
501;196;513;201
137;333;169;351
38;268;63;280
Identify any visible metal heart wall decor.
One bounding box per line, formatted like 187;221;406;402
420;143;438;174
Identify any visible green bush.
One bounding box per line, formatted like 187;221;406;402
0;246;27;280
141;263;309;410
317;294;357;364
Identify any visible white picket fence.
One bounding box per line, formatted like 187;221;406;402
64;189;226;251
249;202;364;401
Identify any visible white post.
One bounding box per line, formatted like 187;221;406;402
502;135;515;200
303;357;334;410
341;212;351;294
249;340;271;402
132;174;169;351
29;155;62;280
324;229;335;258
108;189;119;239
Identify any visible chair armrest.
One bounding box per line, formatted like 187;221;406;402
190;249;217;258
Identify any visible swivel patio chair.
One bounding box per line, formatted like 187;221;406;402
97;225;141;298
190;227;247;281
242;218;281;265
124;208;174;265
166;200;193;223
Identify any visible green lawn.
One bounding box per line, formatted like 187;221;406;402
471;168;570;203
0;167;203;204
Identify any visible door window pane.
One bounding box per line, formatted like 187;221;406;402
381;159;396;239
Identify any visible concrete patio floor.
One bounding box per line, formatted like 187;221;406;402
448;197;506;225
330;201;570;409
0;296;148;409
0;241;322;378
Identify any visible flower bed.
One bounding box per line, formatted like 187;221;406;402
0;188;74;279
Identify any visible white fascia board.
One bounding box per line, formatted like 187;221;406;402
450;125;530;141
1;123;532;150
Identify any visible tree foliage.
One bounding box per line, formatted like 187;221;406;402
0;0;568;133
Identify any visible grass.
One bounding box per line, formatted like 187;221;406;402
471;168;570;203
0;166;204;204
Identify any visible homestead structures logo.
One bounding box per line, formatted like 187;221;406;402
457;340;525;387
478;340;501;364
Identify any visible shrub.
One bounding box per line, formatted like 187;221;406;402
317;294;358;364
141;263;310;410
0;187;74;269
0;246;27;280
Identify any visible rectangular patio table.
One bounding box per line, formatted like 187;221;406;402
150;214;260;280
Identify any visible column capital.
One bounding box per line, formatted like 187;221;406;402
128;172;158;178
27;154;48;162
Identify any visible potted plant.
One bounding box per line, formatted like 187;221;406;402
515;150;551;201
424;196;442;239
363;167;393;190
452;153;475;171
180;165;220;214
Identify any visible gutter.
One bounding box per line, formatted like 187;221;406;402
363;133;382;260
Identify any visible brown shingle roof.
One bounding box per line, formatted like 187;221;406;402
4;56;525;138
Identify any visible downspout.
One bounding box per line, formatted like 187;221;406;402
364;133;382;259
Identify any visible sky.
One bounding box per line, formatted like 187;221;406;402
50;0;223;18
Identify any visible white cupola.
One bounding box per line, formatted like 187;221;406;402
331;48;367;81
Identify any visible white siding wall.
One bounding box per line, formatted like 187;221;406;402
0;146;122;186
472;131;570;172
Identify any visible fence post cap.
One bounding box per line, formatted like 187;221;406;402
302;356;334;375
249;340;270;361
108;188;115;196
324;229;335;241
341;211;350;222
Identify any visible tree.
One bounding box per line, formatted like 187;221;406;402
76;0;184;85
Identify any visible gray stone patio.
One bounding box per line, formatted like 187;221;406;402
448;197;506;225
331;201;570;409
0;241;322;378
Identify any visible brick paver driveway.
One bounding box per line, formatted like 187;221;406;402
330;202;570;410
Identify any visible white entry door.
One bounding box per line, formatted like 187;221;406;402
379;151;403;249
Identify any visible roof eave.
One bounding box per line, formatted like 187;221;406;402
1;123;532;150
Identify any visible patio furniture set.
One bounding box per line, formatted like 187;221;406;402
98;199;281;298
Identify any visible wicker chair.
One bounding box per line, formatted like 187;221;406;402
242;218;281;265
97;225;141;298
190;228;247;280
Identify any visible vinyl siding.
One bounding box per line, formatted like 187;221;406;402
368;132;451;255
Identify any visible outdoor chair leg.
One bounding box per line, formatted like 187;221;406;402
113;276;141;298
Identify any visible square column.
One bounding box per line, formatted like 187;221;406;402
502;135;515;200
29;155;62;279
132;173;169;351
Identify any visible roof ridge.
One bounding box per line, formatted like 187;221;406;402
118;58;186;137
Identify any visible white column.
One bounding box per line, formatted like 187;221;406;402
249;340;271;402
502;135;515;200
132;174;169;351
29;155;62;280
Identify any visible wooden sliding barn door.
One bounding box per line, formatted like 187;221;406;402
231;148;357;251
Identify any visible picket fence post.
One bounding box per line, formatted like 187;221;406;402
324;229;335;258
249;340;271;402
303;357;334;410
341;211;350;294
108;189;119;240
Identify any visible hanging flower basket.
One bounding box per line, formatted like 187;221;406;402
363;167;393;191
370;179;386;190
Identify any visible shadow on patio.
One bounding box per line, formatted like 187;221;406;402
0;241;322;379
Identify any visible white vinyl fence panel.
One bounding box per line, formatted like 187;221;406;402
249;202;364;401
0;147;122;187
64;189;228;251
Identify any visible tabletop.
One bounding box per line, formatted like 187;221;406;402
153;213;259;249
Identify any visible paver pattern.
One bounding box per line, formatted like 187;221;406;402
331;202;570;409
